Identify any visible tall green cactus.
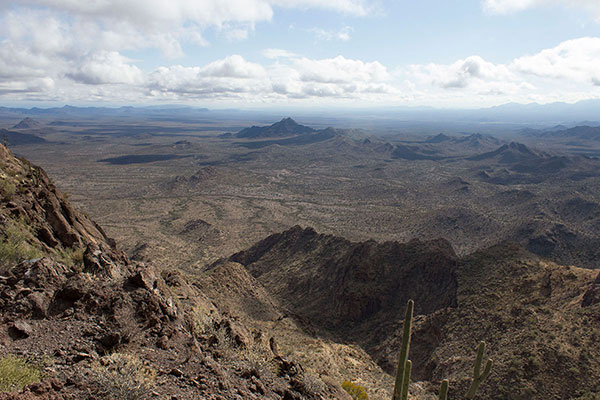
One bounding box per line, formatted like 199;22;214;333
393;299;413;400
438;379;449;400
392;301;493;400
465;341;493;399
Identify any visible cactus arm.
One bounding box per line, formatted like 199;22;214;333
473;341;484;378
438;379;449;400
393;300;414;400
465;342;493;399
401;360;412;400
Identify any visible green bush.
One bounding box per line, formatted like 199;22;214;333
0;219;43;269
342;380;369;400
55;246;84;267
0;356;42;392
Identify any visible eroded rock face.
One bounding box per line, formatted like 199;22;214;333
231;226;458;330
230;225;459;382
0;143;115;255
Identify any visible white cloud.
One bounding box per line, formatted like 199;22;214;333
0;0;376;103
410;56;515;89
294;55;388;84
309;26;354;41
147;57;270;99
200;55;267;78
483;0;600;21
512;37;600;84
145;54;392;101
67;52;145;85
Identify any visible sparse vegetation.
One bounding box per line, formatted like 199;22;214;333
89;353;156;400
0;177;16;199
0;218;43;269
342;380;369;400
0;356;42;392
55;246;84;267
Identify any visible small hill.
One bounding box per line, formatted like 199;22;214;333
468;141;541;163
236;127;339;149
0;128;46;146
12;117;42;129
453;133;501;148
160;166;218;192
236;118;315;139
424;133;452;143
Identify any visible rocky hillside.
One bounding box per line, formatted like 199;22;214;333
0;144;345;399
231;228;600;400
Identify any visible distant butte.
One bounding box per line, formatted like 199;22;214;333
235;117;316;139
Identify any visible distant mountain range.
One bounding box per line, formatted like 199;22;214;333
1;99;600;128
521;125;600;140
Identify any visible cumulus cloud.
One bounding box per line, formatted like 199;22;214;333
0;0;376;102
1;0;600;108
200;55;267;78
145;54;392;101
294;55;388;84
483;0;600;20
267;55;392;99
512;37;600;84
147;56;270;99
67;52;145;85
411;56;515;89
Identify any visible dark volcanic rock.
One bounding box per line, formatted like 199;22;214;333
231;226;458;327
230;225;459;377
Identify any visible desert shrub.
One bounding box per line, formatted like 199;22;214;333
0;356;42;392
0;177;16;199
89;353;156;400
0;219;43;269
55;246;84;267
342;380;369;400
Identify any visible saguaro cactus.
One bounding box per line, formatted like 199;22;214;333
392;301;492;400
393;299;414;400
438;379;449;400
465;341;493;399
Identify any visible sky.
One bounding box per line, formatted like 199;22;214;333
1;0;600;108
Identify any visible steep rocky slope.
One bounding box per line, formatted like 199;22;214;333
230;226;457;336
0;144;340;399
231;228;600;400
